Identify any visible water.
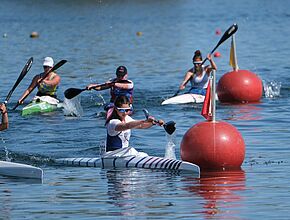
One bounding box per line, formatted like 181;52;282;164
1;0;290;219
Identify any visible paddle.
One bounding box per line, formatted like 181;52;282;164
172;23;238;97
12;59;67;110
142;109;176;135
64;79;131;99
4;57;33;104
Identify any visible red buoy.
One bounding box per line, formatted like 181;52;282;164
217;70;263;103
215;29;221;35
214;51;221;57
180;121;245;171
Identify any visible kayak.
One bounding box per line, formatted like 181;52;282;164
161;93;205;105
55;147;200;176
0;160;43;180
22;96;62;116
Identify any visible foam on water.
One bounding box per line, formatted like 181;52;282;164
62;96;84;117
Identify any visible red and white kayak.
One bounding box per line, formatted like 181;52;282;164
161;94;205;105
55;147;200;176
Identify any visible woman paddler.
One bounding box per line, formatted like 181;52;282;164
178;50;217;96
105;95;164;152
17;57;61;105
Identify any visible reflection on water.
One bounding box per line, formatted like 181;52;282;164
182;170;246;219
223;104;262;121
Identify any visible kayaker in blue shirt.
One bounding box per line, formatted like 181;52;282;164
86;65;134;103
105;95;164;152
17;57;61;105
0;103;8;131
86;65;134;117
179;50;217;96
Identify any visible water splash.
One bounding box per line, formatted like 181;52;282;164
62;96;84;117
263;80;281;98
1;137;11;161
164;133;176;160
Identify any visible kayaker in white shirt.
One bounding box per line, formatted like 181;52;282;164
105;95;164;152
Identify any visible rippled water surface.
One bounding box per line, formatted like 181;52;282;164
1;0;290;219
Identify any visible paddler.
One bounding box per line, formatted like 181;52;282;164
0;103;8;131
86;65;134;112
17;57;61;105
105;95;164;152
178;50;217;96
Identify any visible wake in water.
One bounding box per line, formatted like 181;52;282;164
164;133;177;160
62;96;84;117
263;80;281;98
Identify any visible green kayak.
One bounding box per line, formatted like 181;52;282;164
22;96;62;116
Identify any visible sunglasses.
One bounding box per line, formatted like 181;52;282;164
193;61;202;65
116;107;133;113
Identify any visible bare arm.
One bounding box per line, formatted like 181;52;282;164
87;82;113;91
18;75;39;104
0;104;8;131
41;73;60;87
115;119;154;131
179;70;193;90
205;54;217;74
115;117;164;131
114;82;132;89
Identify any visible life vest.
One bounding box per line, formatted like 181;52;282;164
110;79;134;103
37;72;58;97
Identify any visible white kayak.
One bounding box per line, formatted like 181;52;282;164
0;160;43;180
55;147;200;176
162;93;205;105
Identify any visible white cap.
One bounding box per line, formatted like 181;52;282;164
43;57;54;67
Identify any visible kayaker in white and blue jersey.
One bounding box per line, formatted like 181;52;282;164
179;50;217;96
105;95;164;152
17;57;61;104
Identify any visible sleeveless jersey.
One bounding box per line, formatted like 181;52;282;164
37;72;58;97
110;79;134;103
106;115;134;151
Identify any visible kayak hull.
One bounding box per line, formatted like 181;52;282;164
0;160;43;180
162;93;205;105
22;96;61;116
55;147;200;176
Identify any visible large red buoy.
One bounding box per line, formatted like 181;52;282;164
217;70;263;103
180;121;245;171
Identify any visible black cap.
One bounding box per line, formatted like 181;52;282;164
116;66;127;77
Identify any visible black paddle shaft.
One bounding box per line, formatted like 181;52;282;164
142;109;176;135
4;57;33;104
201;23;238;65
64;79;131;99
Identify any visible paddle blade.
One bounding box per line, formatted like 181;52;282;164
163;121;176;135
201;24;238;66
64;88;85;99
5;57;33;103
211;23;238;54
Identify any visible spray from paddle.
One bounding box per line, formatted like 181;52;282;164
164;133;176;160
62;96;83;117
142;109;177;159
